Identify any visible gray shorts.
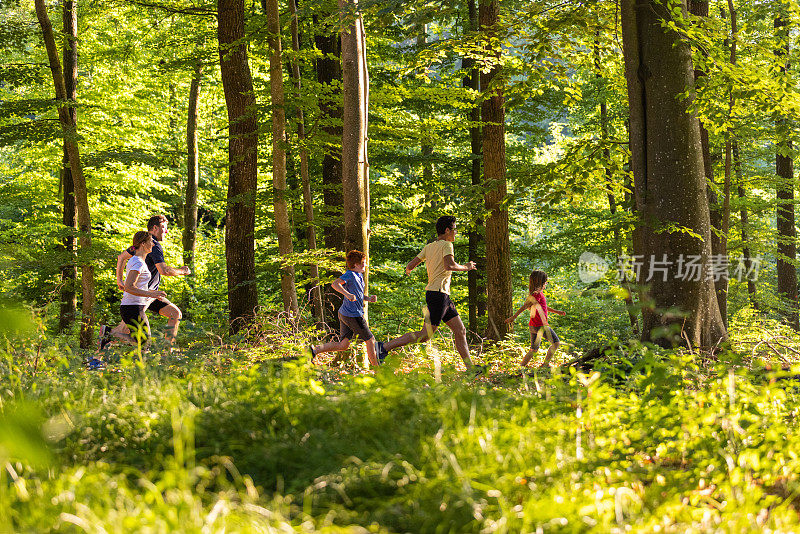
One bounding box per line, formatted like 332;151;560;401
530;326;559;350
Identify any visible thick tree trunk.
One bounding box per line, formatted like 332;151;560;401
774;14;798;329
734;140;758;309
464;0;485;339
314;11;345;326
621;0;726;348
289;0;324;323
480;0;511;341
36;0;95;348
266;0;300;319
689;0;728;327
58;0;78;334
183;60;202;269
339;0;370;270
218;0;259;333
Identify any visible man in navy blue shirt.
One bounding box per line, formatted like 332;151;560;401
99;215;191;349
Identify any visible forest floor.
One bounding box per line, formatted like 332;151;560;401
3;314;800;532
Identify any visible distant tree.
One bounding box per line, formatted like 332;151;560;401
480;0;511;341
58;0;78;333
774;11;797;329
183;59;202;271
35;0;95;348
218;0;258;332
621;0;726;347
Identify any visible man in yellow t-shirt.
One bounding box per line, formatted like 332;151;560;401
377;216;484;374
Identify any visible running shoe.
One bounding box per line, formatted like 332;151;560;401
375;341;386;364
97;324;111;351
86;357;106;370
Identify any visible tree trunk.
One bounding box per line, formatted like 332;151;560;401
480;0;511;341
689;0;728;327
266;0;300;319
183;60;202;270
58;0;78;334
734;140;758;309
621;0;726;348
464;0;485;340
314;10;345;326
774;13;798;329
218;0;259;333
36;0;95;348
339;0;370;275
289;0;324;324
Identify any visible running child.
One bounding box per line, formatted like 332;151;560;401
310;250;380;368
505;270;565;368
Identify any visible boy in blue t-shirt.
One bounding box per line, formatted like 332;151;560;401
310;250;380;367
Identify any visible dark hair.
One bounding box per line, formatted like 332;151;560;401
131;230;151;250
529;270;548;295
147;215;168;231
346;249;366;269
435;215;456;236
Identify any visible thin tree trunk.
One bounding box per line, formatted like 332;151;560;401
183;60;202;270
775;13;798;329
58;0;78;333
621;0;726;348
734;140;758;309
218;0;259;332
36;0;95;348
480;0;511;341
339;0;370;265
289;0;324;323
266;0;300;319
464;0;485;339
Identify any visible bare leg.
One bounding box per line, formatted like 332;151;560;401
384;322;437;352
364;337;379;367
540;342;560;367
313;337;351;356
521;348;537;367
111;320;129;336
158;302;183;345
444;315;474;368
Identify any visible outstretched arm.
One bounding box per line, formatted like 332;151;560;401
442;254;476;272
547;306;566;316
123;270;167;299
405;256;423;276
155;262;191;277
505;300;532;324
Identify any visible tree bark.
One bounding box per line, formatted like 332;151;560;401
774;13;798;329
464;0;485;339
690;0;728;327
314;10;345;326
621;0;726;348
218;0;259;333
339;0;370;272
289;0;324;323
58;0;78;334
266;0;300;319
734;140;758;309
183;60;202;270
480;0;512;341
36;0;95;348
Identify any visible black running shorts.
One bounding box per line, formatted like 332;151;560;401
425;291;459;327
